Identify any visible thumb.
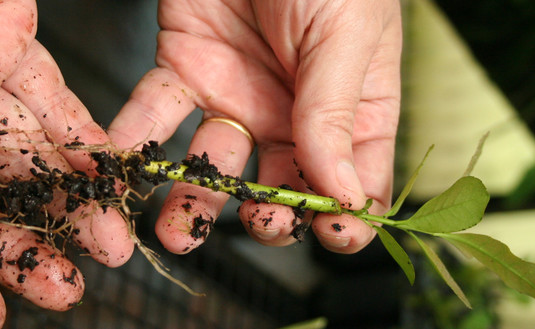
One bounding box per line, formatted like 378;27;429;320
291;7;382;209
290;3;401;253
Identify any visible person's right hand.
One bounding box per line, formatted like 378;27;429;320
0;0;134;325
108;0;401;256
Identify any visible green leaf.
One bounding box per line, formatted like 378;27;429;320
409;232;472;308
438;233;535;298
385;145;434;218
463;132;489;177
395;176;489;233
278;317;328;329
373;225;415;285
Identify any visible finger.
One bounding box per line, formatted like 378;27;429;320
0;89;133;267
0;223;84;311
155;117;253;254
239;143;312;246
0;292;5;328
2;40;112;173
107;67;198;149
154;30;293;143
291;3;402;253
0;0;37;83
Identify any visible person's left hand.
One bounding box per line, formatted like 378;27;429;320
0;0;134;322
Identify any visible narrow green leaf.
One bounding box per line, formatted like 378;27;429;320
385;145;434;218
373;225;415;285
395;176;489;233
439;233;535;298
278;317;328;329
409;232;472;308
463;132;489;177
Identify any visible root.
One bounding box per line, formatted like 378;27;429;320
0;136;202;295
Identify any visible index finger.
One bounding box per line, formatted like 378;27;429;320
0;0;37;83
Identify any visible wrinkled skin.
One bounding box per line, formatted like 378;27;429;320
0;0;401;324
0;0;134;323
109;0;402;254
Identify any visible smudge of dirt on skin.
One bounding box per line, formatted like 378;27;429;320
260;217;273;227
17;274;26;283
63;268;78;286
189;215;214;240
332;223;345;232
17;247;39;271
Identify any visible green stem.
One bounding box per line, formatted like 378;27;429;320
145;161;342;214
145;162;403;227
356;213;399;227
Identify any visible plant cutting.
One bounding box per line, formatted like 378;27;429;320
141;137;535;308
1;137;534;308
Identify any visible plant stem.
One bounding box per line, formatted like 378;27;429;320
145;161;341;213
145;161;399;227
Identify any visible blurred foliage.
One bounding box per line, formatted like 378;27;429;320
502;164;535;209
401;239;501;329
435;1;535;134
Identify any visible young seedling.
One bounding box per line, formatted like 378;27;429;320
1;134;534;308
143;137;535;308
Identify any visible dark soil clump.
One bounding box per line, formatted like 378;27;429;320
332;223;345;232
190;215;214;240
17;247;39;271
291;223;308;242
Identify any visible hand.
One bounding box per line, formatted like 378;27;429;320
0;0;134;323
108;0;401;255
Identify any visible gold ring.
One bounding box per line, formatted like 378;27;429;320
201;117;255;149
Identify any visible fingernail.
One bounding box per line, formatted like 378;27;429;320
317;233;351;248
336;160;360;193
253;228;280;241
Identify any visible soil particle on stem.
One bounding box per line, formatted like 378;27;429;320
141;141;166;162
293;199;307;219
278;184;293;191
182;152;221;186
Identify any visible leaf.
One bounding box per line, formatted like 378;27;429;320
373;225;415;285
395;176;489;233
384;145;434;218
438;233;535;298
278;317;328;329
463;132;489;177
409;232;472;308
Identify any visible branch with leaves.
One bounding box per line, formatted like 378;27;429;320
144;141;535;308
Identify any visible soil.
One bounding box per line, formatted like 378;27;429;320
0;140;313;254
17;247;39;271
63;268;78;286
290;223;308;242
189;215;214;240
331;223;345;232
